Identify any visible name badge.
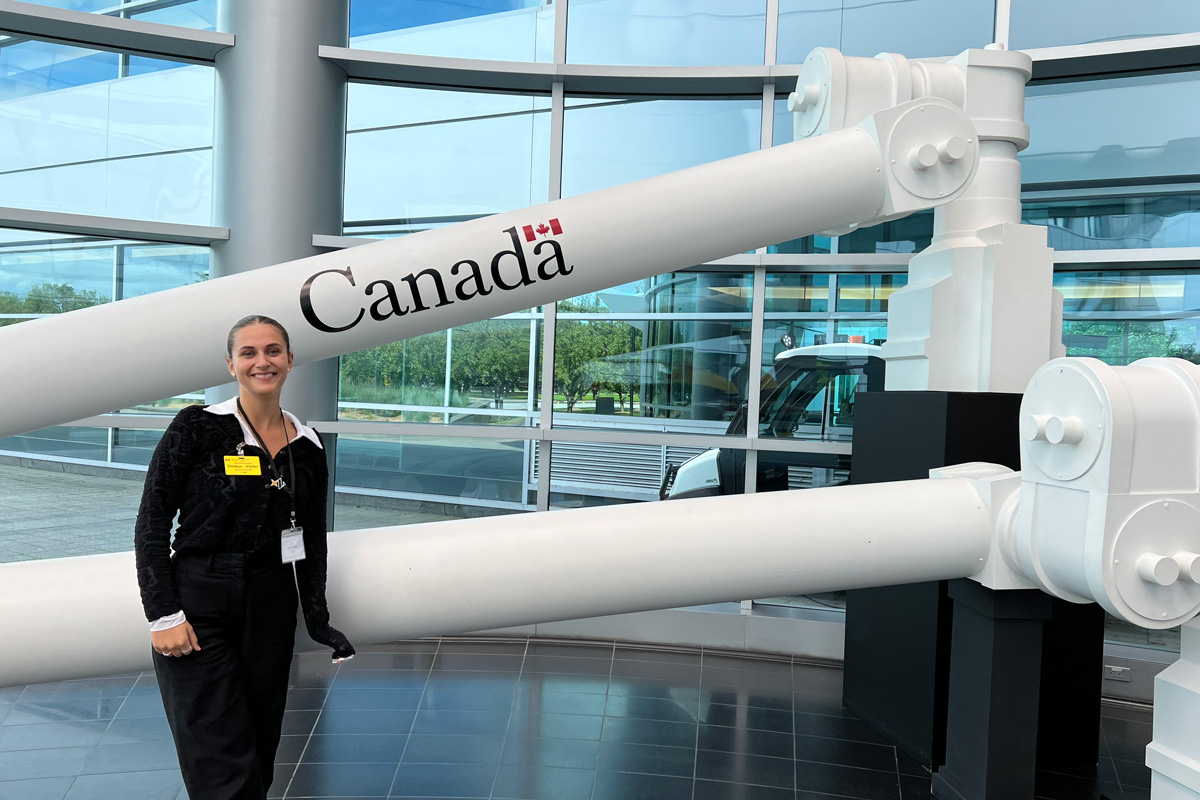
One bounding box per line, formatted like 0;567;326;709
224;455;261;476
281;527;306;564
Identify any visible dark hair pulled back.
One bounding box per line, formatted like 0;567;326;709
226;315;291;358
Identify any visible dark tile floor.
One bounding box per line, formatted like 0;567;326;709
0;637;1153;800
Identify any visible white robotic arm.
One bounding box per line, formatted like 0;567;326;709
0;93;977;439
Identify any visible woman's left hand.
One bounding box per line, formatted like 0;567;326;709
151;621;201;657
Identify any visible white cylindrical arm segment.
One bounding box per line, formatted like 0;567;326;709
0;127;890;439
0;477;994;687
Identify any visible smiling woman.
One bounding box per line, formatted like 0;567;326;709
133;314;355;800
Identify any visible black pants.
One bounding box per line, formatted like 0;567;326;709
155;551;298;800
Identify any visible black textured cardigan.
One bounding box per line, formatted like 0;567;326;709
134;404;353;660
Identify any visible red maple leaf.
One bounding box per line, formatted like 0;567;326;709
535;223;551;237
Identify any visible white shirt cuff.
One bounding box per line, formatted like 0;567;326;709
150;611;187;632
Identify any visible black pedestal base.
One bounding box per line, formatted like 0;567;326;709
845;391;1024;769
932;580;1052;800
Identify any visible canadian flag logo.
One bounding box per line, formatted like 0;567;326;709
522;218;563;242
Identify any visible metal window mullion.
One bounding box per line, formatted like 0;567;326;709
523;316;540;505
112;243;125;302
763;0;780;67
537;73;566;513
744;265;767;495
525;317;539;413
537;302;558;511
117;0;131;76
443;327;453;410
827;272;840;342
829;311;887;320
554;0;569;64
760;83;775;151
764;312;836;321
1023;183;1200;201
548;81;565;202
556;312;752;322
107;238;124;462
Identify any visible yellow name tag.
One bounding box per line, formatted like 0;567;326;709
224;455;261;476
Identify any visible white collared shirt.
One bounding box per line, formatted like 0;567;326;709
203;396;324;452
150;398;322;632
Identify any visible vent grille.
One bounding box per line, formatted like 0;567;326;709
531;441;710;492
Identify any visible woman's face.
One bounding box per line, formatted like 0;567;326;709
227;323;293;398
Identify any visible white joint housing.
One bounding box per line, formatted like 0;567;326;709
790;48;967;142
790;46;1059;396
1007;357;1200;629
855;98;980;219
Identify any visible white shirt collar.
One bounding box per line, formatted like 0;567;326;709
204;396;323;450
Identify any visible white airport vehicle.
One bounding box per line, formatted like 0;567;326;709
663;342;884;499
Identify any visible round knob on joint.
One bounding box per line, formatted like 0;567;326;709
788;84;822;113
1175;551;1200;583
1020;414;1050;442
938;136;968;163
1136;553;1181;587
910;143;939;170
1045;415;1085;445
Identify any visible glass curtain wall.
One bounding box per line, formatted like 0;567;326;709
565;0;767;66
0;228;209;464
349;0;554;61
776;0;994;63
1009;0;1200;49
9;0;216;29
0;41;215;223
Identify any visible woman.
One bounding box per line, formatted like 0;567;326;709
134;314;354;800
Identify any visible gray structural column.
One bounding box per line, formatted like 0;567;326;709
207;0;349;427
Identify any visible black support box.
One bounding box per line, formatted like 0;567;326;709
844;390;1103;793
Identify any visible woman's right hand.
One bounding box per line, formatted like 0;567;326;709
151;622;201;658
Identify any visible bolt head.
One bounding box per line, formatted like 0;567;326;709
938;136;968;163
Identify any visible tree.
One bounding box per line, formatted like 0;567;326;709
592;320;643;413
0;283;110;327
1063;319;1200;366
339;332;449;405
551;297;650;415
0;292;22;327
23;282;108;313
554;320;603;412
402;331;448;392
469;321;530;408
